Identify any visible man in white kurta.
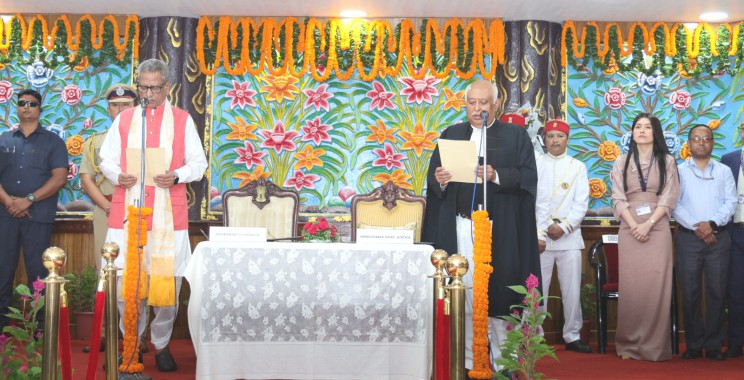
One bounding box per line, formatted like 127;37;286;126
535;119;591;353
100;59;207;372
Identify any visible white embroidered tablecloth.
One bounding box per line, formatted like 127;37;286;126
185;241;434;380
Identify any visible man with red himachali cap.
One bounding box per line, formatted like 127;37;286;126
80;84;138;354
535;119;592;353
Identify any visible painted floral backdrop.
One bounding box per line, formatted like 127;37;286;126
567;62;744;215
0;56;133;213
204;67;479;217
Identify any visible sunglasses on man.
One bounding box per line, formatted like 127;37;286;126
18;100;40;108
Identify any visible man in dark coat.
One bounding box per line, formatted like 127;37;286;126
720;119;744;358
422;79;541;370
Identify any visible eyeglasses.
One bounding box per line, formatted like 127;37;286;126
136;82;167;94
18;100;40;108
690;136;713;143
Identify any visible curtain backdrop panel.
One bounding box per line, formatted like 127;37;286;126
139;17;208;220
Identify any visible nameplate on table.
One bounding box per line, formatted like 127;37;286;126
602;234;618;244
356;228;414;244
210;226;267;242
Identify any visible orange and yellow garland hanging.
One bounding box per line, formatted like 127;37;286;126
561;20;744;67
120;205;151;374
0;14;139;60
196;17;506;81
469;210;494;379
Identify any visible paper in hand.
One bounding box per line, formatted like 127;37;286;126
126;148;167;187
437;139;482;184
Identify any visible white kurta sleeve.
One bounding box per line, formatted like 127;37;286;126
172;116;208;184
99;116;123;184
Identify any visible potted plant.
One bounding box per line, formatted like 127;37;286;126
580;273;597;344
63;265;99;339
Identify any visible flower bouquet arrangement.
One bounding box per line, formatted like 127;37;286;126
496;273;557;380
301;217;339;242
0;279;45;379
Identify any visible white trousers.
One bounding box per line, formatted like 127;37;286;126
116;276;182;350
538;248;583;343
456;216;509;370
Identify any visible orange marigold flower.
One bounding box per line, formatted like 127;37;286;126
588;178;607;199
597;140;620;161
260;74;300;102
233;166;271;187
226;116;259;141
293;145;326;170
66;135;85;156
572;98;588;108
73;56;89;72
399;123;439;157
443;88;466;111
366;120;398;144
707;119;721;130
373;169;413;190
679;142;691;160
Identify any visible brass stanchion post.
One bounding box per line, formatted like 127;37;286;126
429;249;449;380
102;242;120;380
41;247;67;380
445;254;469;380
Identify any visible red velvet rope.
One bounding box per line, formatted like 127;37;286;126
436;298;450;380
58;306;73;380
85;291;106;380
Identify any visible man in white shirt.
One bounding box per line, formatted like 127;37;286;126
535;119;591;353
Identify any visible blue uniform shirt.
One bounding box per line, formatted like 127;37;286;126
0;126;68;223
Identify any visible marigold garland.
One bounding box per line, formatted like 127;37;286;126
469;210;493;379
120;205;152;374
196;17;505;81
562;20;744;77
0;14;139;67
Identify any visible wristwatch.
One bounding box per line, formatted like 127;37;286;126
26;193;36;203
173;172;180;184
709;220;718;232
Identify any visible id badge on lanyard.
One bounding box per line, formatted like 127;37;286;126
636;203;652;215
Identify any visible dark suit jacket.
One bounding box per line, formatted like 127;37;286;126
421;120;540;316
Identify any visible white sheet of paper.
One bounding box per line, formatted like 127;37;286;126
438;139;482;184
210;226;267;242
126;148;167;187
356;228;414;245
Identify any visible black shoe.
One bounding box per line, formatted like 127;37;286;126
565;339;592;353
706;349;726;361
155;347;178;372
139;339;149;354
725;345;743;358
681;348;702;359
83;340;106;353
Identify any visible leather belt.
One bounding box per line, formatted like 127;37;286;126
457;213;471;220
735;222;744;229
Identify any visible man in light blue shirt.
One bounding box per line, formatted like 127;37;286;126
673;124;737;361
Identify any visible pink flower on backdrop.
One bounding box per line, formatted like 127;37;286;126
525;273;539;291
301;117;333;145
398;76;441;104
284;170;320;190
372;142;407;170
82;118;93;129
338;187;356;202
366;81;396;110
233;141;265;169
669;89;692;110
302;83;334;111
61;84;82;105
0;80;14;103
67;161;78;181
603;87;626;110
225;80;257;109
260;120;300;153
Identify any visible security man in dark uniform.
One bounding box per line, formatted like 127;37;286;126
0;88;68;331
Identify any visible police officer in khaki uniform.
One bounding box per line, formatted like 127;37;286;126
79;84;137;353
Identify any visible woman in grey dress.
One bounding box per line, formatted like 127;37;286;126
610;112;680;361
